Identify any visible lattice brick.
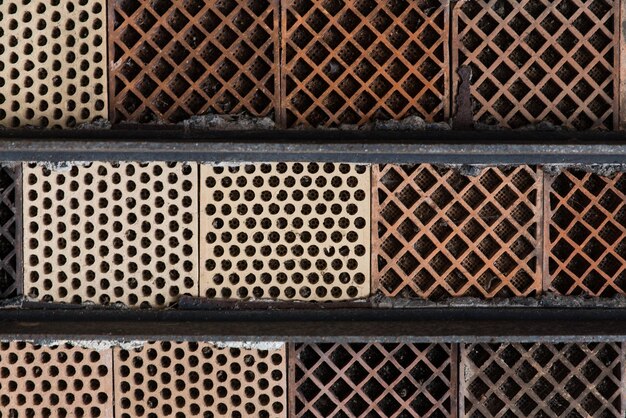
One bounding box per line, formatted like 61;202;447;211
546;169;626;296
452;0;617;129
373;165;542;299
0;341;114;417
0;0;108;127
23;162;198;307
115;341;287;417
461;343;622;417
0;165;18;298
110;0;278;124
282;0;449;127
200;163;370;301
292;343;454;417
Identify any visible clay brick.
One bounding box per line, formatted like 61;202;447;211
0;341;114;417
0;0;108;127
460;343;622;417
0;165;18;299
109;0;279;124
281;0;449;127
200;163;370;301
115;341;287;417
452;0;618;129
23;162;199;308
373;164;542;299
291;342;455;417
546;169;626;296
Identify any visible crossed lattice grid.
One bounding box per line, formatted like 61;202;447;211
461;343;622;417
282;0;449;127
292;343;454;417
373;164;542;299
0;166;17;298
453;0;617;129
110;0;278;123
547;169;626;296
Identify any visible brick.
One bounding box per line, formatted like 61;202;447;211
452;0;618;129
110;0;279;123
460;343;622;417
200;162;371;301
546;169;626;296
0;0;108;127
373;164;542;299
115;341;287;417
281;0;449;127
23;162;199;307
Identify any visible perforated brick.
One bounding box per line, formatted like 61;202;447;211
0;341;114;417
373;165;542;299
291;343;455;417
0;0;108;128
452;0;618;129
23;162;198;307
546;169;626;296
115;341;287;417
281;0;449;127
110;0;278;124
200;163;370;301
460;343;622;417
0;165;18;298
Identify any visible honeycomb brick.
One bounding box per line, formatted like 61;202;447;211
291;343;455;417
0;165;18;299
200;162;371;301
115;341;287;417
452;0;618;130
110;0;279;124
23;162;199;308
0;341;114;418
373;164;542;299
281;0;449;127
546;169;626;296
460;343;622;417
0;0;108;128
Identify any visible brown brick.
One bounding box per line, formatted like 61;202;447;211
115;341;287;417
281;0;449;127
291;342;456;417
0;342;114;417
109;0;279;123
546;169;626;296
452;0;618;130
373;164;542;299
460;343;622;417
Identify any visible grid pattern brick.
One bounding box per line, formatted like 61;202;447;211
110;0;279;124
452;0;618;129
0;341;114;418
373;164;542;299
0;165;18;299
291;342;455;417
23;162;198;308
200;162;371;301
115;341;287;417
546;169;626;296
460;343;622;417
281;0;449;127
0;0;108;127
